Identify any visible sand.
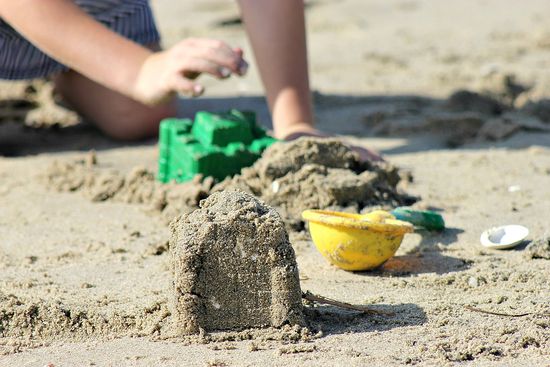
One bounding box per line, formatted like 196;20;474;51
524;237;550;260
215;138;413;229
169;190;304;333
1;0;550;366
43;138;406;230
45;150;213;223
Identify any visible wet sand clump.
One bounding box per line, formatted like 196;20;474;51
215;138;413;228
45;139;413;229
169;191;304;334
524;237;550;260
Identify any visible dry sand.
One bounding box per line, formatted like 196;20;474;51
1;0;550;366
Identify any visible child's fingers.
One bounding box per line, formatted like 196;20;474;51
180;40;247;76
175;39;238;67
195;46;248;76
189;38;237;59
236;59;248;76
171;76;204;97
171;38;248;77
233;47;244;57
179;57;232;79
232;48;248;74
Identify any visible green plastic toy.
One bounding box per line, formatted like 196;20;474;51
158;110;277;183
390;207;445;231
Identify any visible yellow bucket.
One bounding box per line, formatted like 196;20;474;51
302;209;414;271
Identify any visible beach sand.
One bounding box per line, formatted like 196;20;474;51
1;0;549;366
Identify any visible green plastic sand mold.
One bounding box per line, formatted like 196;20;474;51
390;207;445;231
158;109;277;183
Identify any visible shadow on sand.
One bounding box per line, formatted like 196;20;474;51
2;92;550;157
350;227;471;277
378;251;471;276
304;302;427;336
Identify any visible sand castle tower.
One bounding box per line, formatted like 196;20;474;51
169;191;304;333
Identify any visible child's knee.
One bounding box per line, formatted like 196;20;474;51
54;70;176;140
99;102;175;140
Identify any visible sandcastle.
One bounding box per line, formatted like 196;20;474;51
169;191;304;334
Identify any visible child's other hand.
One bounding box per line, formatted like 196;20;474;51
132;38;248;105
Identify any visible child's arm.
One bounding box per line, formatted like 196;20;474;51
238;0;315;139
0;0;247;104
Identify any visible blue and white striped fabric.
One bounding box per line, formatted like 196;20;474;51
0;0;160;80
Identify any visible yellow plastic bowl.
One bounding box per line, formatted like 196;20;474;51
302;209;414;271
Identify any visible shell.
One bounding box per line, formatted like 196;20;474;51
480;225;529;249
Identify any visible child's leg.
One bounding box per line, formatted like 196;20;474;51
238;1;382;161
238;0;315;139
53;42;176;141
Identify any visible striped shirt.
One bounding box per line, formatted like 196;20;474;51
0;0;160;80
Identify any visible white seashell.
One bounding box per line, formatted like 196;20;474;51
480;225;529;249
468;276;479;288
507;185;521;193
272;180;280;193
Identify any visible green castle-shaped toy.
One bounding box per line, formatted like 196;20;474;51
158;110;277;183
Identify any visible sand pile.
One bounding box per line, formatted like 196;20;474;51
169;191;304;334
0;80;78;128
0;294;172;345
524;237;550;260
45;139;412;228
45;151;213;223
215;138;413;228
365;73;550;146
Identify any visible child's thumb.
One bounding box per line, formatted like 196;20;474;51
233;47;244;57
172;76;204;97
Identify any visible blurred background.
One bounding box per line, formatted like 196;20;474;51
2;0;550;155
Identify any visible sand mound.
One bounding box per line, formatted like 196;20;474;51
44;151;213;223
45;139;413;229
524;237;550;260
0;294;171;346
445;90;506;115
365;76;550;147
170;191;304;334
521;99;550;123
215;138;413;228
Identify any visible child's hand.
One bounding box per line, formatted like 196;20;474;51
132;38;248;105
